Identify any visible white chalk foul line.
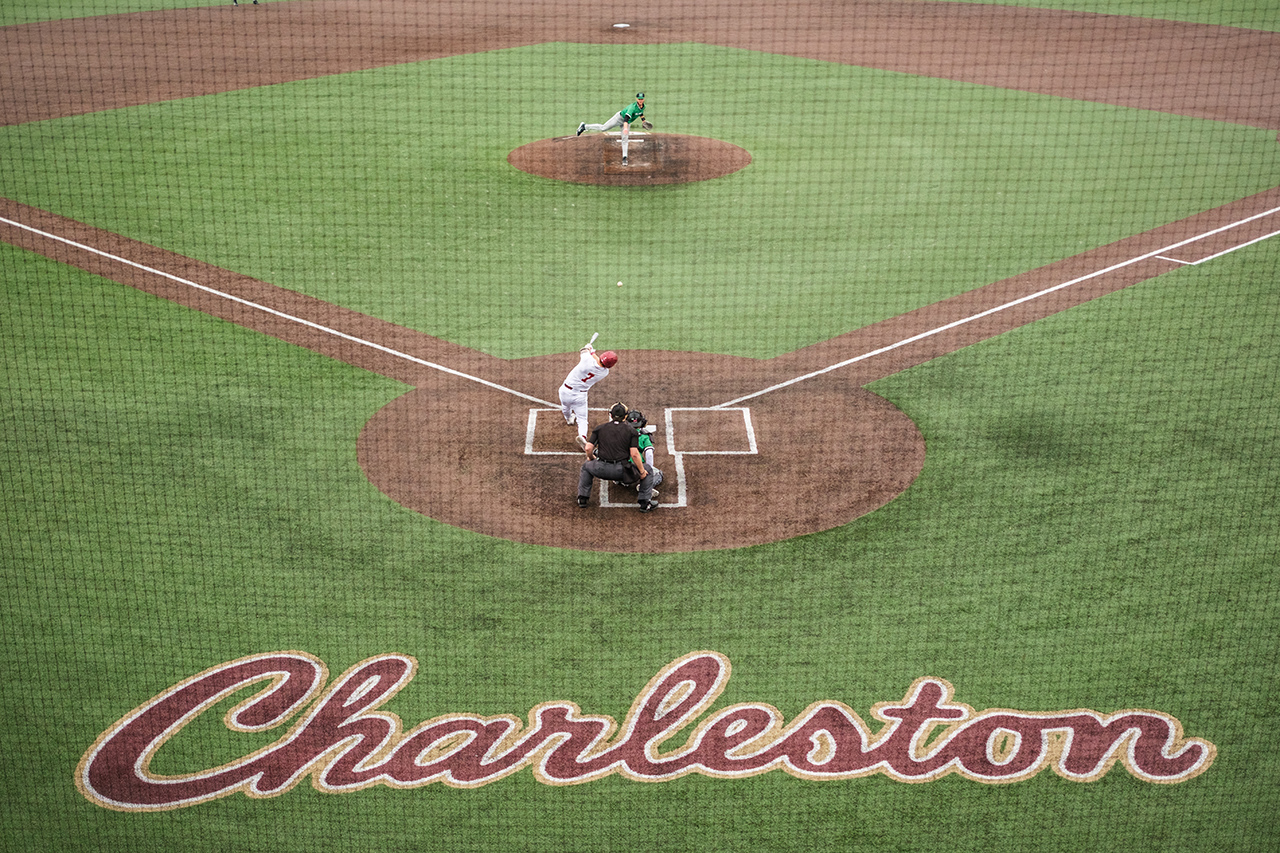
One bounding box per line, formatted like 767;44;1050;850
714;204;1280;409
0;215;558;409
1159;227;1280;266
6;201;1277;415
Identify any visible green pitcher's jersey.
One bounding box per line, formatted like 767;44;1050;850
620;100;645;124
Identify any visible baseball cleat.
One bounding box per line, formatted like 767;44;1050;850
622;156;628;166
576;122;586;136
576;435;587;450
577;496;589;508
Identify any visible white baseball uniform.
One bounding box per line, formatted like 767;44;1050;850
559;347;609;440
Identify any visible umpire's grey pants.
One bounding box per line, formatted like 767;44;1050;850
579;460;655;505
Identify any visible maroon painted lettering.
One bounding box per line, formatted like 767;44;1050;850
76;652;328;810
77;651;1217;810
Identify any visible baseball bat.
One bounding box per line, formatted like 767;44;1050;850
587;332;599;348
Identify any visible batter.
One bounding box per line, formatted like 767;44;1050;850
559;344;618;449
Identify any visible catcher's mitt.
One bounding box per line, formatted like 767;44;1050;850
641;120;653;130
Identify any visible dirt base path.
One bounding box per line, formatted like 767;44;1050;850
3;1;1276;128
3;2;1278;551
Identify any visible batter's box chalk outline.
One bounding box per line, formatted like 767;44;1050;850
523;406;758;509
524;407;612;456
664;407;758;456
653;407;757;509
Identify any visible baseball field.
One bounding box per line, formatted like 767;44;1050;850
2;0;1278;850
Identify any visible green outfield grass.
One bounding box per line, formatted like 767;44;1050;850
2;44;1277;359
4;0;1275;31
0;0;303;26
2;232;1277;851
934;0;1279;31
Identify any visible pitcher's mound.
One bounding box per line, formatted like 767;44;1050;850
509;133;751;186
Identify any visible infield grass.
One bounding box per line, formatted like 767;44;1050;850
3;44;1277;359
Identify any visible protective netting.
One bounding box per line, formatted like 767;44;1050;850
2;2;1277;850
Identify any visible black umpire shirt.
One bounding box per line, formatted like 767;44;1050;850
589;421;640;462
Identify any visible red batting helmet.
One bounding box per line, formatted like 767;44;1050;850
599;351;618;367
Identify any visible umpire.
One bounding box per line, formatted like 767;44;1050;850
577;403;658;512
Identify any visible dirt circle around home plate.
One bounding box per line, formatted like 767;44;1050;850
356;355;926;553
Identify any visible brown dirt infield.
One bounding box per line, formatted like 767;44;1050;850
509;134;751;186
358;374;924;552
2;1;1277;552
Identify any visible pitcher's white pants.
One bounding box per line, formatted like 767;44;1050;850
584;111;624;133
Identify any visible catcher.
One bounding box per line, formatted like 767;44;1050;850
618;409;663;500
576;92;653;166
